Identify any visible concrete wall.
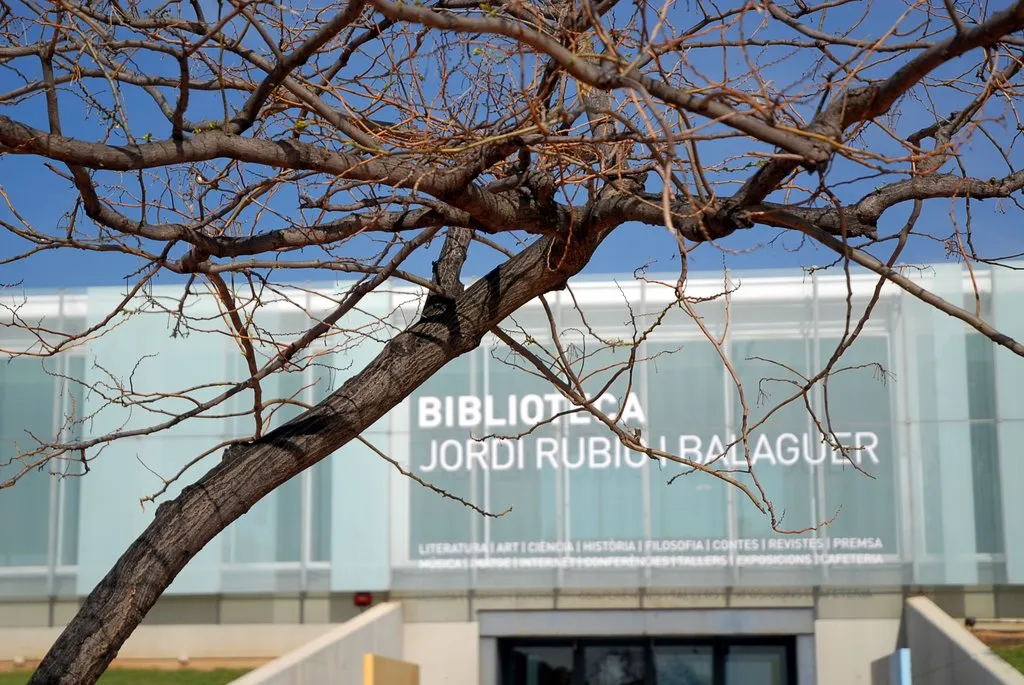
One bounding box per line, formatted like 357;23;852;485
815;619;901;685
228;602;404;685
0;624;336;663
10;591;1024;685
403;622;479;685
904;596;1024;685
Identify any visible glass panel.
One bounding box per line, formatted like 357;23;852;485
275;474;302;562
272;369;304;563
311;458;332;562
505;645;574;685
225;495;275;564
60;462;82;567
486;343;559;552
724;645;787;685
648;340;729;545
408;353;477;563
223;366;306;565
311;363;333;562
0;358;56;566
817;336;898;558
731;339;816;545
966;334;1002;554
60;354;86;566
652;644;713;685
991;266;1024;581
583;645;645;685
901;264;977;583
566;344;645;544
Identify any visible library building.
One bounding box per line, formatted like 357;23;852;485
3;262;1024;685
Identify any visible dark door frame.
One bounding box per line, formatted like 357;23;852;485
478;608;816;685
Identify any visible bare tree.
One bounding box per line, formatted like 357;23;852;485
2;0;1024;682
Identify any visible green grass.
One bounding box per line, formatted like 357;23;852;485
995;645;1024;674
0;670;249;685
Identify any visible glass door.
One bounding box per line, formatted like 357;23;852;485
724;645;788;685
582;644;646;685
651;645;713;685
500;638;795;685
505;644;574;685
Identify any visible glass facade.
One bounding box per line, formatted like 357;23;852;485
1;264;1022;598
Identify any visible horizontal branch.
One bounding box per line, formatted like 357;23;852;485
612;164;1024;242
731;0;1024;206
759;207;1024;358
856;171;1024;219
0;115;552;236
0;115;401;178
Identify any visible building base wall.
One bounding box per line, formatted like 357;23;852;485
403;623;479;685
815;619;901;685
5;587;1024;684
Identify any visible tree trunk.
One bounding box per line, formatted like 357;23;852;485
27;233;597;685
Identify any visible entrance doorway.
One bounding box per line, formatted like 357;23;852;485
499;637;795;685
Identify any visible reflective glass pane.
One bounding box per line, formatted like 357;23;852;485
60;354;86;566
0;358;55;566
272;369;304;563
583;645;645;685
506;645;574;685
652;644;713;685
648;341;729;543
966;334;1002;554
275;474;302;562
818;336;898;558
566;345;645;543
731;339;816;543
311;457;332;562
724;645;787;685
311;363;334;562
408;353;478;558
486;343;560;555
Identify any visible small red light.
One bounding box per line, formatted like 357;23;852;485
353;592;374;607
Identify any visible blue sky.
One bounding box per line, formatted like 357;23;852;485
1;1;1021;291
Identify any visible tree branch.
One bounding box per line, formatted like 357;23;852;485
758;207;1024;357
28;227;603;685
